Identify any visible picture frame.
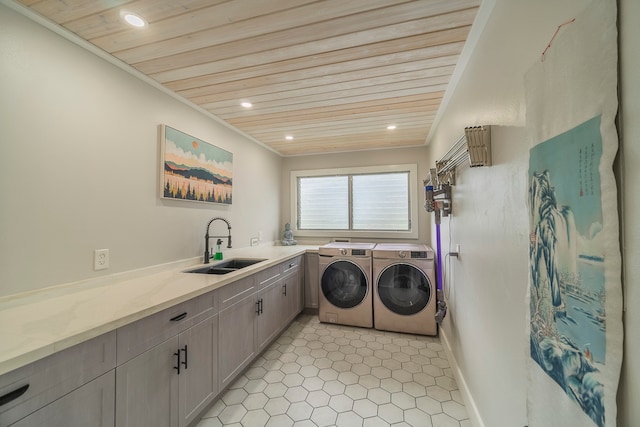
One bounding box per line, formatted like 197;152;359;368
160;124;233;204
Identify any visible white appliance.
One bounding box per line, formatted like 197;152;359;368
372;243;437;336
318;242;375;328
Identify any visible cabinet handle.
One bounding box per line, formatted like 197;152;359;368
170;312;188;322
259;298;264;315
174;349;181;375
283;283;287;296
256;300;261;314
0;384;29;407
182;345;188;370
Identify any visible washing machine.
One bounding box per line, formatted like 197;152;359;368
372;243;437;336
318;242;375;328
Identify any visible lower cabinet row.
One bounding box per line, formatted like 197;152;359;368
116;313;218;427
0;256;304;427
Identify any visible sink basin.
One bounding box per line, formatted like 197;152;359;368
215;258;267;269
185;258;267;275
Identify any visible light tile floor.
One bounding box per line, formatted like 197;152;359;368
196;314;470;427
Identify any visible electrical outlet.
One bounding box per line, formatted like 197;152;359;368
258;231;263;241
250;237;259;246
449;244;461;259
94;249;109;270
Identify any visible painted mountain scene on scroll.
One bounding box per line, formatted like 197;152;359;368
528;116;605;426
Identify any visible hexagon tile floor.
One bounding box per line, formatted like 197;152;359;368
196;314;470;427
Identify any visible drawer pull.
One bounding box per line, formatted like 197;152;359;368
0;384;29;407
182;345;188;370
170;312;188;322
174;350;181;375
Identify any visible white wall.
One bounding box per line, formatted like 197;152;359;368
281;147;431;244
618;0;640;424
435;126;530;426
0;5;282;297
425;0;640;426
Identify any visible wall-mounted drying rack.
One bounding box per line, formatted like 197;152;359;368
425;125;492;325
424;125;492;220
426;125;492;188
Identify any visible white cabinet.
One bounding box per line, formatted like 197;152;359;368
115;291;219;427
0;332;116;426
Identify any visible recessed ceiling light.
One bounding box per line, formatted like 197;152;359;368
241;102;253;108
121;11;147;28
387;125;397;130
285;135;294;140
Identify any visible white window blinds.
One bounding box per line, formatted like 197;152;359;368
297;171;410;231
298;176;348;229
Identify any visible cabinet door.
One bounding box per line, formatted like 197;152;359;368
11;371;114;427
257;280;285;352
116;337;179;427
304;253;319;309
218;294;258;389
282;271;300;324
179;315;218;427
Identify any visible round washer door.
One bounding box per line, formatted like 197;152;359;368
377;263;431;315
321;260;368;309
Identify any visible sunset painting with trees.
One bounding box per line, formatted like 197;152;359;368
161;125;233;204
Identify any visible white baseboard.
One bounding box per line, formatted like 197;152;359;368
439;328;485;427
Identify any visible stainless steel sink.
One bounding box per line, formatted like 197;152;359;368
184;258;267;275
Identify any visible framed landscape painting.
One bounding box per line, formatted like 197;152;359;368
160;125;233;204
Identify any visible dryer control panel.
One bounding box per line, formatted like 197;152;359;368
410;251;428;259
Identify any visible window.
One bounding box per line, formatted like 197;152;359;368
290;164;418;239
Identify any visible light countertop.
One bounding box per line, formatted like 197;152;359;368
0;245;318;376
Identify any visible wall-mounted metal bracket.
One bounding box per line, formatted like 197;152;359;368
465;126;492;167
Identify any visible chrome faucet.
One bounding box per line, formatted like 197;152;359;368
204;217;232;263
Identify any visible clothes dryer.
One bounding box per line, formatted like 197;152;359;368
318;242;375;328
372;243;437;335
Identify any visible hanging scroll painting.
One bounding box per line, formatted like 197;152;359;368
524;1;622;427
528;116;608;425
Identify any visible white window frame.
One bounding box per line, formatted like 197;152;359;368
290;164;419;239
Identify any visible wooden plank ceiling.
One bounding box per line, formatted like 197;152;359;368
19;0;480;156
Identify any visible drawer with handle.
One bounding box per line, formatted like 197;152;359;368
281;256;302;277
0;331;116;426
116;291;216;364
